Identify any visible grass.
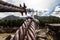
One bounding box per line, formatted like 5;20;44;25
0;33;15;40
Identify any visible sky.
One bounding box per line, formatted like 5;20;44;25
0;0;60;18
51;6;60;17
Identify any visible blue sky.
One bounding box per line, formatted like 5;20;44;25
0;0;60;18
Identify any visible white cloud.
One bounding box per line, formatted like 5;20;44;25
3;0;58;10
23;0;57;10
3;0;7;2
51;6;60;17
0;13;7;18
1;0;60;17
55;6;60;11
38;9;49;16
51;12;60;17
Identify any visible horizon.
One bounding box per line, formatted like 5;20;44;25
0;14;60;19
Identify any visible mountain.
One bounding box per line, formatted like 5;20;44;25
34;15;60;23
34;15;60;20
1;15;60;21
1;15;26;20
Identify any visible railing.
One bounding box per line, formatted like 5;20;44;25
0;1;27;15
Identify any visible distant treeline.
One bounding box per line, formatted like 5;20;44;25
0;19;24;27
39;17;60;23
0;16;60;27
35;16;60;26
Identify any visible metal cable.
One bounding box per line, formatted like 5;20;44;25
10;18;36;40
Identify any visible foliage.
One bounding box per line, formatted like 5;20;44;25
34;16;60;27
0;16;60;27
0;19;24;27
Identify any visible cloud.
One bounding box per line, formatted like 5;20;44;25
51;12;60;17
3;0;7;2
55;6;60;11
38;9;50;16
1;0;60;17
51;6;60;17
24;0;58;10
3;0;59;10
0;13;7;18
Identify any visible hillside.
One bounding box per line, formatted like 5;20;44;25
1;15;26;20
34;15;60;23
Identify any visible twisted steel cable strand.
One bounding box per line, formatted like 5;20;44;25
10;18;36;40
